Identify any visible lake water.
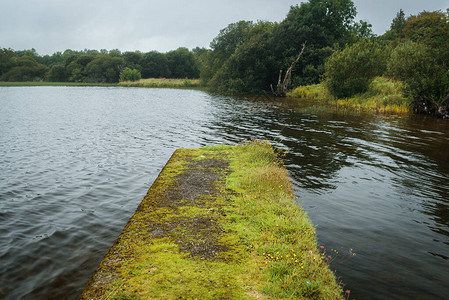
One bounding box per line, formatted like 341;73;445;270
0;87;448;299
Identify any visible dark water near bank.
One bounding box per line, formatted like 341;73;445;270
0;87;448;299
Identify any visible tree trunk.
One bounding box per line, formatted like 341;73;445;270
272;42;307;97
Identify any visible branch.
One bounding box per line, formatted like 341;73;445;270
281;41;307;94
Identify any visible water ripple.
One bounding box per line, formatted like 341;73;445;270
1;87;449;299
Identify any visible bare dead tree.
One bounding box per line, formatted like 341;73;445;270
271;42;307;97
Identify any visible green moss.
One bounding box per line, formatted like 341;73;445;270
81;141;342;299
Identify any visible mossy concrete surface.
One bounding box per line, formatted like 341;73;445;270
80;141;342;299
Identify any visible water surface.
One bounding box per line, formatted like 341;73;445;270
0;87;448;299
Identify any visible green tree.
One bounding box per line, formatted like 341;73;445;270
140;51;170;78
402;11;449;59
201;21;255;85
387;40;448;102
384;10;449;105
208;21;276;93
15;48;40;62
167;47;199;78
270;0;357;86
276;0;356;48
210;21;254;61
40;52;65;67
109;49;121;57
123;51;142;71
47;64;69;82
84;55;124;83
0;48;16;77
325;39;386;98
0;55;49;81
351;20;375;40
65;54;96;82
166;47;199;79
119;67;141;82
390;9;406;40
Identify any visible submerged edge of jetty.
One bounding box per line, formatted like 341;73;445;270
80;141;342;299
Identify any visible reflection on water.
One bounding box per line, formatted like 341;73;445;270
0;87;448;299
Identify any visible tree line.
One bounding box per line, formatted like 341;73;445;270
194;0;448;111
0;47;199;83
1;0;448;112
325;9;449;114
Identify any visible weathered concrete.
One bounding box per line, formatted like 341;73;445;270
80;143;343;299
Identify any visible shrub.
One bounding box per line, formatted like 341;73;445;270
387;40;447;102
119;67;141;82
325;39;386;98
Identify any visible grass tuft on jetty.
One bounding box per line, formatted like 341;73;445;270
81;141;342;299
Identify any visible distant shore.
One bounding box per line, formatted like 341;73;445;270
0;78;202;89
0;81;116;87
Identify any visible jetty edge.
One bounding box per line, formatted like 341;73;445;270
80;141;342;299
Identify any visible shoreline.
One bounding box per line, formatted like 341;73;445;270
288;77;412;114
0;78;203;90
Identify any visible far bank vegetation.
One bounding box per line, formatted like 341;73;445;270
1;1;448;116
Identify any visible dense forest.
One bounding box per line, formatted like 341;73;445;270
0;47;200;83
1;0;448;113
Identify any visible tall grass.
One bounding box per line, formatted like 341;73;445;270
290;76;412;114
227;140;343;299
118;78;201;88
289;83;332;101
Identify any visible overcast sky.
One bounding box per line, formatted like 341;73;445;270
1;0;448;55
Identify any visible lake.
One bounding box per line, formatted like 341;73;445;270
0;87;448;299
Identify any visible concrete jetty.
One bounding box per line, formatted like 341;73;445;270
80;142;342;299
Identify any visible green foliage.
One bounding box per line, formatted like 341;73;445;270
210;20;254;62
383;10;449;103
166;47;199;79
191;47;212;85
270;0;357;87
290;77;411;113
349;20;375;41
288;0;357;44
208;21;277;93
205;0;360;93
1;46;200;83
119;67;141;82
47;64;68;82
390;9;406;39
387;40;448;101
0;55;48;81
200;21;255;85
0;48;16;77
14;48;40;61
122;51;142;71
0;0;363;90
402;11;449;50
83;55;124;83
325;39;386;98
140;51;170;78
